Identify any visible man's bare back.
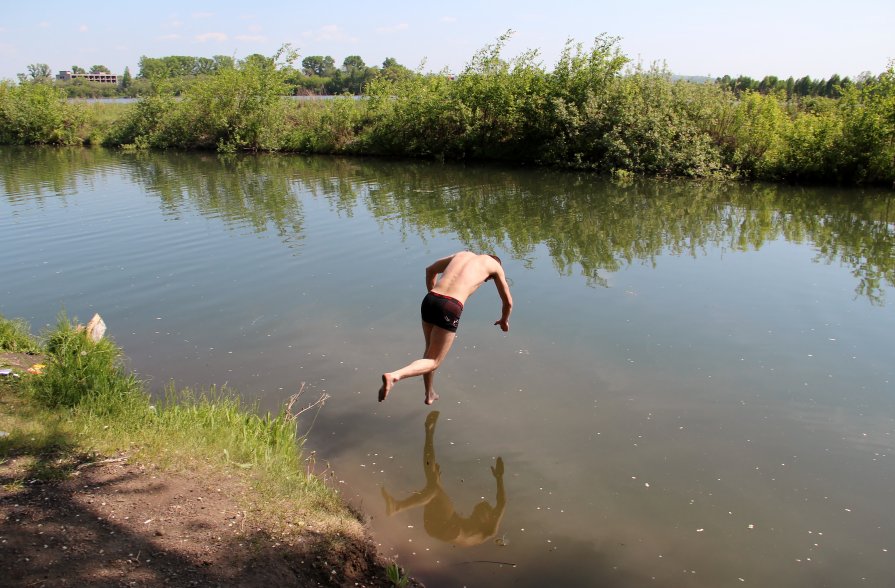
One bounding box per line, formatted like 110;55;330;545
427;251;503;305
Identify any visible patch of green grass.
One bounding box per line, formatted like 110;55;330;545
84;102;133;125
386;562;410;588
32;313;145;411
0;373;84;485
82;102;134;144
123;385;340;511
0;315;41;353
1;311;351;530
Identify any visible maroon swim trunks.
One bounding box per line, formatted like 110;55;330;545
421;291;463;333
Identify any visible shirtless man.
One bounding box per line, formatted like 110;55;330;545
378;251;513;404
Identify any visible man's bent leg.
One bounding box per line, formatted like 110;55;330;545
422;322;436;404
379;322;432;402
421;325;454;404
379;323;455;403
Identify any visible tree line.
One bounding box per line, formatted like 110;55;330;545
3;37;893;187
15;52;877;103
19;62;140;98
716;73;860;99
15;53;414;99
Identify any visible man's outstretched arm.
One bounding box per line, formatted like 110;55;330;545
492;267;513;332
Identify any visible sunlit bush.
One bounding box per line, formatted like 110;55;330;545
0;80;86;145
107;47;296;152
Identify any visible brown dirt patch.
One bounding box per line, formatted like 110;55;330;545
1;457;398;587
0;352;43;374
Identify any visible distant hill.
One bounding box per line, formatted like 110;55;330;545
671;75;714;84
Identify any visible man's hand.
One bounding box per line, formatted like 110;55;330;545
494;318;509;332
491;457;504;478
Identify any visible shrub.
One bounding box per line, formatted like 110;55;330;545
452;31;549;160
536;35;629;165
834;65;895;185
726;91;791;178
104;82;178;148
779;111;844;182
108;46;297;152
551;64;723;176
0;80;86;145
30;314;146;413
365;71;466;157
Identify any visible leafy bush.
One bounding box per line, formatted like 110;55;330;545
0;81;86;145
778;111;844;182
725;91;791;178
283;96;367;153
108;46;297;152
771;64;895;185
583;66;723;176
833;65;895;185
104;82;178;148
365;70;465;157
451;31;549;159
535;35;629;165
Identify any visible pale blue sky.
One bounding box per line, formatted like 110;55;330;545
1;1;892;82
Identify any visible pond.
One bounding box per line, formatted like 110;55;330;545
2;147;893;587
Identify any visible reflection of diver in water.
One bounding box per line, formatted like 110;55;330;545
381;411;506;546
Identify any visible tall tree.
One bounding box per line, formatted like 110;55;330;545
380;57;413;82
241;53;275;70
26;63;52;82
793;76;813;97
758;75;779;93
825;74;842;98
301;55;335;77
195;57;216;75
90;64;111;74
342;55;366;72
120;66;132;89
71;65;86;74
341;55;373;94
213;55;235;71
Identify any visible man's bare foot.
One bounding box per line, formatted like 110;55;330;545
379;373;397;402
424;390;439;405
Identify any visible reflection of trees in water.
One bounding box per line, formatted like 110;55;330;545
2;147;893;303
292;158;895;303
120;152;306;242
0;146;119;202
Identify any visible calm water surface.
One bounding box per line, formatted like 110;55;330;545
2;147;893;587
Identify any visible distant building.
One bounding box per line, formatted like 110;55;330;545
56;70;119;84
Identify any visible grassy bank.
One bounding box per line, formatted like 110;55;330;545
0;312;400;584
2;35;893;186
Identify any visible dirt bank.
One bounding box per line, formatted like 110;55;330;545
0;351;408;588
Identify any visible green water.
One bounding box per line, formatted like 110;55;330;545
2;147;894;587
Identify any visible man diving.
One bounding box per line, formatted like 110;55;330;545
378;251;513;405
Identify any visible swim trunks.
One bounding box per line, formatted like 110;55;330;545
421;291;463;333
